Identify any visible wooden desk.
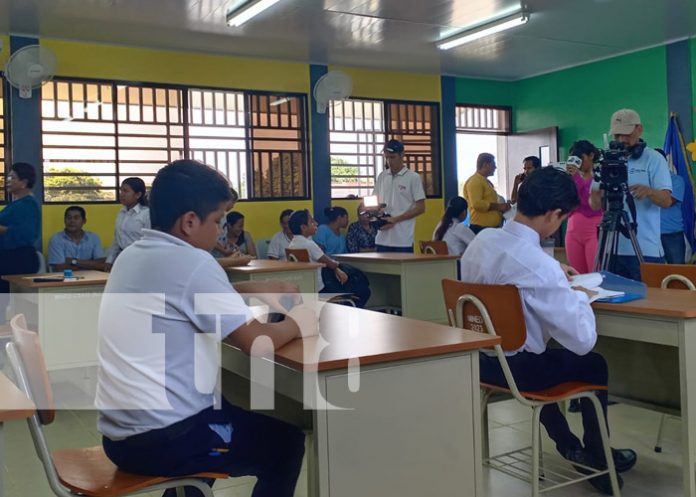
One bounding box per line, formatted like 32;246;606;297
592;288;696;497
3;271;108;371
334;253;458;323
221;304;498;497
225;259;322;294
0;372;35;497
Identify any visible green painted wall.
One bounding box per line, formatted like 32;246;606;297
455;77;515;108
513;47;669;158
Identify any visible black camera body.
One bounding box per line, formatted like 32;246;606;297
594;140;630;200
360;204;391;229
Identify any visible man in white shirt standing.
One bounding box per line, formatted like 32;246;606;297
372;139;426;252
460;167;636;495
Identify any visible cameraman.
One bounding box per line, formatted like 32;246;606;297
589;109;672;281
372;139;426;253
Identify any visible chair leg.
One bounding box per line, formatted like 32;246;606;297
531;406;542;497
588;394;621;496
175;487;186;497
481;390;492;460
654;413;667;453
537;421;545;481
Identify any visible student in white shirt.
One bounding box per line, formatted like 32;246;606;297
287;209;371;307
460;167;636;495
432;196;475;256
97;159;305;497
105;177;151;270
267;209;294;260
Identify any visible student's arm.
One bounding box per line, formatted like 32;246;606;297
245;232;257;258
510;174;524;204
216;253;253;267
73;258;107;271
224;318;300;355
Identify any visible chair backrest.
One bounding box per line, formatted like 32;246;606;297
255;239;270;260
9;314;55;424
419;240;448;255
37;251;47;274
285;248;310;262
640;262;696;290
441;279;526;352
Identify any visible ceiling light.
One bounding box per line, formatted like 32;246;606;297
438;10;529;50
226;0;281;27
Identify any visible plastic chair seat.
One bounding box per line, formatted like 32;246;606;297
53;446;227;497
481;381;608;402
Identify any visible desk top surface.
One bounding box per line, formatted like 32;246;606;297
3;270;109;288
0;372;35;421
593;287;696;318
225;259;322;274
335;253;459;263
264;304;499;372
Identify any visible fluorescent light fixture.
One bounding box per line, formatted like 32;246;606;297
226;0;281;27
438;11;529;50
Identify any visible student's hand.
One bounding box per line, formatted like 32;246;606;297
566;164;579;176
287;304;319;338
559;263;579;280
335;268;348;284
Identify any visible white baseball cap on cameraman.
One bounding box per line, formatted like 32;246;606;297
609;108;641;136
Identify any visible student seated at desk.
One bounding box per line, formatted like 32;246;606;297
96;159;305;497
215;211;257;258
460;167;636;495
346;202;377;253
314;206;348;255
432;196;475;256
267;209;294;260
213;192;254;268
48;206;106;271
288;209;370;308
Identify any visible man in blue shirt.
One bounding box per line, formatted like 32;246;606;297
47;206;106;271
660;170;686;264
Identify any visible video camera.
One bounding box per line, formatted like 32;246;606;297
360;195;391;229
593;140;629;198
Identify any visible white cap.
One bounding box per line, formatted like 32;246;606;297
609;108;641;135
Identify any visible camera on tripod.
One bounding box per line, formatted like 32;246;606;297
360;195;391;229
594;140;629;197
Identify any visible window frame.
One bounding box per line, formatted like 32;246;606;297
455;103;512;135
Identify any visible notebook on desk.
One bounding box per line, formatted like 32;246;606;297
570;271;646;303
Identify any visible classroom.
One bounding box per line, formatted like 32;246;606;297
1;0;696;496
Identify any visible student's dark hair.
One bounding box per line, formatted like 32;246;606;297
517;167;579;217
434;196;468;241
523;156;542;169
149;159;233;233
279;209;294;222
64;205;86;220
11;162;36;188
324;206;348;223
569;140;600;161
289;209;311;235
476;153;495;170
122;177;149;206
226;211;245;245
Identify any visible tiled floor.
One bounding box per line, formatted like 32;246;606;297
1;373;686;497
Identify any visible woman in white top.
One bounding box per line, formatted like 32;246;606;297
433;196;476;256
105;177;150;270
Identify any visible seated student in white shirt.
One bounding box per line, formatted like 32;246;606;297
267;209;294;260
96;159;306;497
287;209;371;308
432;196;475;256
459;167;636;495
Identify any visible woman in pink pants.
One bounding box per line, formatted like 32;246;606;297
565;140;603;273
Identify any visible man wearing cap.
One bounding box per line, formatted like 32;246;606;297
372;139;426;252
463;153;511;234
590;109;672;281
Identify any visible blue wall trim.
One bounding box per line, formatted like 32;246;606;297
309;64;330;223
666;40;693;144
441;75;457;204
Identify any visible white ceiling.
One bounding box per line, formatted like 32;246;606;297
0;0;695;80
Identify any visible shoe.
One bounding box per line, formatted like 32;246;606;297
612;448;637;473
563;447;624;496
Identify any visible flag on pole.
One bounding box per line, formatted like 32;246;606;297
663;113;696;252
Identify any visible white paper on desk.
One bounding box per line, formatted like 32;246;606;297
570;272;624;303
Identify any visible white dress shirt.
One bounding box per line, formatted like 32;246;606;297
287;234;325;291
459;221;596;356
267;230;293;260
433;221;476;256
107;204;151;263
372;166;426;247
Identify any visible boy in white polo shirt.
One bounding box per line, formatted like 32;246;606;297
96;159;305;497
372;139;426;252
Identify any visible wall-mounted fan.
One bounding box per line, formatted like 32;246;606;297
313;70;352;114
5;45;57;99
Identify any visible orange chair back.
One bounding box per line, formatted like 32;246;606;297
442;279;526;352
640;262;696;290
285;248;310;262
10;314;55;424
419;240;448;255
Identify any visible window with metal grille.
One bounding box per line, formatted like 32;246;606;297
0;77;8;203
455;104;511;133
329;98;441;198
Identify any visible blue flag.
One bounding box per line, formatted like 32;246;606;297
663;115;696;252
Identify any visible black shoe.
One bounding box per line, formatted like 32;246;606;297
563;447;624;496
612;448;637;473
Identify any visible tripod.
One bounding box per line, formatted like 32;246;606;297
593;183;643;272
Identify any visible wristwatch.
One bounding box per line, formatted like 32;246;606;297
71;259;78;266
